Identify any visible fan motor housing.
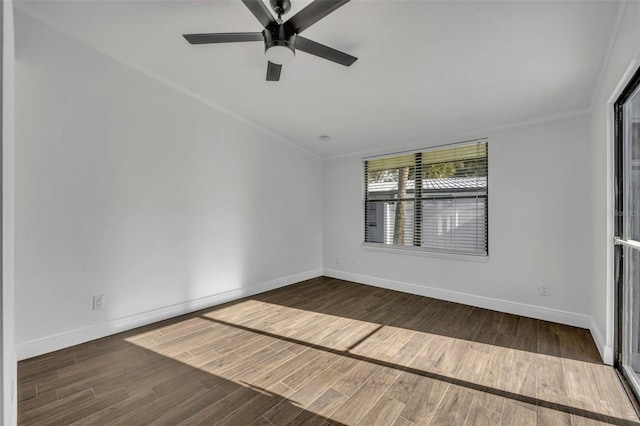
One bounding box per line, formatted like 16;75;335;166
263;25;296;54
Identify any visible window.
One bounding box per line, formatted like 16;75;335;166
363;139;488;256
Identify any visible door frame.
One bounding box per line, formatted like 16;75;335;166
614;64;640;405
1;1;16;423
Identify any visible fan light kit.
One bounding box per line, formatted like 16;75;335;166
183;0;357;81
265;45;295;65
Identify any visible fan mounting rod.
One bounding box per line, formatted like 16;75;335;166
270;0;291;19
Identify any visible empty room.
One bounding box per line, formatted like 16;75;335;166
3;0;640;424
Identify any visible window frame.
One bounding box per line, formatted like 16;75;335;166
362;139;489;258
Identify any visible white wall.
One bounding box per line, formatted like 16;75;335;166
15;11;322;358
323;114;594;330
589;1;640;364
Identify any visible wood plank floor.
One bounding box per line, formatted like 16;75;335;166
18;277;640;425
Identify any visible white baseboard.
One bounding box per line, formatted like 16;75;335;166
324;269;592;329
17;269;323;360
589;316;614;365
20;269;611;364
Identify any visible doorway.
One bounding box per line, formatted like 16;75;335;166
615;65;640;403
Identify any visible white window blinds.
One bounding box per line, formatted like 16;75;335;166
364;139;488;256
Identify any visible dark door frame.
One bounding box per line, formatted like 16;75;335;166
614;64;640;407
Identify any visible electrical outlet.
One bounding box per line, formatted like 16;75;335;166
539;284;550;297
335;257;340;265
93;295;105;310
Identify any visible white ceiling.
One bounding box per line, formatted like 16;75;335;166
15;0;621;158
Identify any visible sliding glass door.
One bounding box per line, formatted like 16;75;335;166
615;66;640;401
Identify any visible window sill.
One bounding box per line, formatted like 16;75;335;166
361;243;490;263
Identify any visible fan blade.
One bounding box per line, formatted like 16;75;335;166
242;0;276;28
183;32;263;44
286;0;351;34
266;62;282;81
295;36;357;66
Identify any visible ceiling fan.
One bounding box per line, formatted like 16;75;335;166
183;0;357;81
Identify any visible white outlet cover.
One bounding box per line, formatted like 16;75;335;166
93;295;105;310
